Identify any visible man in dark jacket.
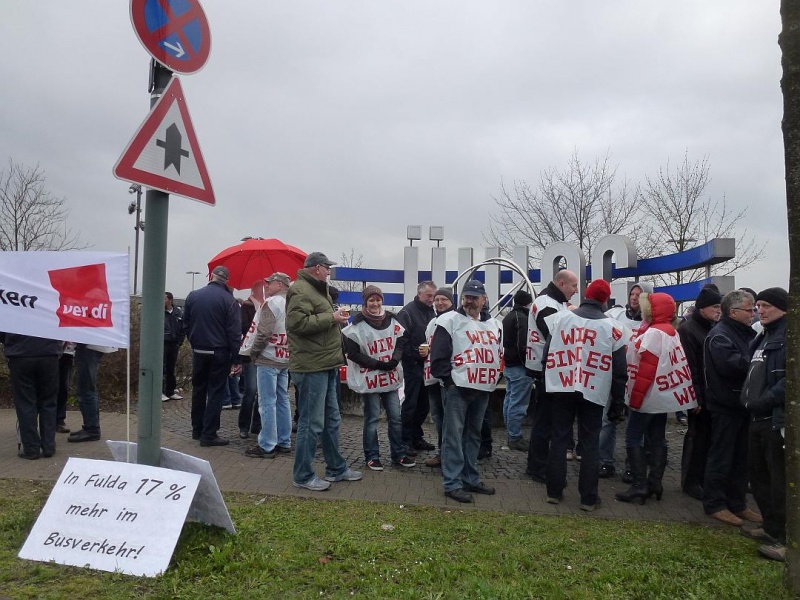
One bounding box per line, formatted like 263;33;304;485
501;288;534;451
183;266;242;446
678;284;722;499
162;292;184;402
397;280;437;454
542;279;627;511
2;333;62;459
741;287;788;562
702;289;761;526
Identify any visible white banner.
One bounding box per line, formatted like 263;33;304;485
0;252;130;348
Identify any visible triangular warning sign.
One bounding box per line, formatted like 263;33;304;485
114;77;215;206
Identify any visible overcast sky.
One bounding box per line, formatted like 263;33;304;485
1;1;787;300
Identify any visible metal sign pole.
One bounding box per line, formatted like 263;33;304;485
137;60;173;466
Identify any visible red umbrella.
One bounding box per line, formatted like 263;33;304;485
207;238;307;290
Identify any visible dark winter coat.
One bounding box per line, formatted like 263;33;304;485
742;316;786;430
703;315;756;415
502;304;529;367
1;333;62;358
678;309;716;406
183;280;242;358
164;306;184;345
397;297;435;370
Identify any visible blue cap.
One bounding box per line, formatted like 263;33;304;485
462;280;486;297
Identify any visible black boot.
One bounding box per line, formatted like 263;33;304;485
621;455;633;483
615;447;648;505
647;444;667;501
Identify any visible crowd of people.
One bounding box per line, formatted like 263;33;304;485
2;250;788;562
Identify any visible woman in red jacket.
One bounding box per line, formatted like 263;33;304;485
616;292;697;504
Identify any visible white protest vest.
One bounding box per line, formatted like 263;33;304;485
257;295;289;364
435;311;503;392
625;327;697;413
239;297;263;356
342;318;405;394
604;306;643;335
543;311;625;406
525;294;569;372
423;317;440;386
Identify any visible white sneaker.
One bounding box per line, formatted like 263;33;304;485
169;393;183;400
293;476;331;491
161;394;169;402
325;468;363;482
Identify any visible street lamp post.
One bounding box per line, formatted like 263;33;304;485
186;270;201;291
127;184;144;295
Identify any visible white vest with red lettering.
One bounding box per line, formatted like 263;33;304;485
342;318;405;394
436;311;503;392
257;295;290;364
625;327;697;413
543;311;625;406
525;294;569;372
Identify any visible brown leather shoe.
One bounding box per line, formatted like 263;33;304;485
735;508;763;524
424;454;441;467
710;509;743;526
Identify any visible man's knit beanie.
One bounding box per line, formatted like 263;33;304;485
434;288;454;304
695;285;723;309
513;289;533;307
585;279;611;304
755;287;788;312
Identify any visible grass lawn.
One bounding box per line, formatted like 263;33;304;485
0;478;788;599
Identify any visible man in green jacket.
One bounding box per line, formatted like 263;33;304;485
288;252;362;491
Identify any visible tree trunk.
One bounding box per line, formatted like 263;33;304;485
780;0;800;591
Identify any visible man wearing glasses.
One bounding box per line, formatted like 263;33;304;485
286;252;361;491
702;290;761;526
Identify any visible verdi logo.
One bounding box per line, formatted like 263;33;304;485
48;263;113;328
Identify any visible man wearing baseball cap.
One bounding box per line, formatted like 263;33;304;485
287;251;361;491
182;265;242;446
246;272;293;459
430;279;503;503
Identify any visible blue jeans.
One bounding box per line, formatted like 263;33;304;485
75;346;103;434
223;374;241;406
427;384;443;449
441;385;489;492
625;411;666;449
292;369;347;484
503;365;533;442
257;365;292;451
362;390;404;461
238;361;260;433
598;402;617;467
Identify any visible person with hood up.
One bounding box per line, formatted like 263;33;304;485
343;286;415;471
600;281;654;479
615;292;696;504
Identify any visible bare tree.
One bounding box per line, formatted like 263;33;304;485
331;248;364;293
780;0;800;590
0;158;85;251
638;152;766;285
484;149;645;266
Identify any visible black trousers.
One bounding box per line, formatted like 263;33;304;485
680;407;712;492
749;419;786;543
9;356;59;456
57;353;73;424
546;393;603;505
401;367;430;446
526;380;552;478
190;349;231;441
163;341;180;397
703;410;749;515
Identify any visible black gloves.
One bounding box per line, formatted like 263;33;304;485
376;359;399;371
606;399;626;423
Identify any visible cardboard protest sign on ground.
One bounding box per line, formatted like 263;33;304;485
107;441;235;533
19;457;199;577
